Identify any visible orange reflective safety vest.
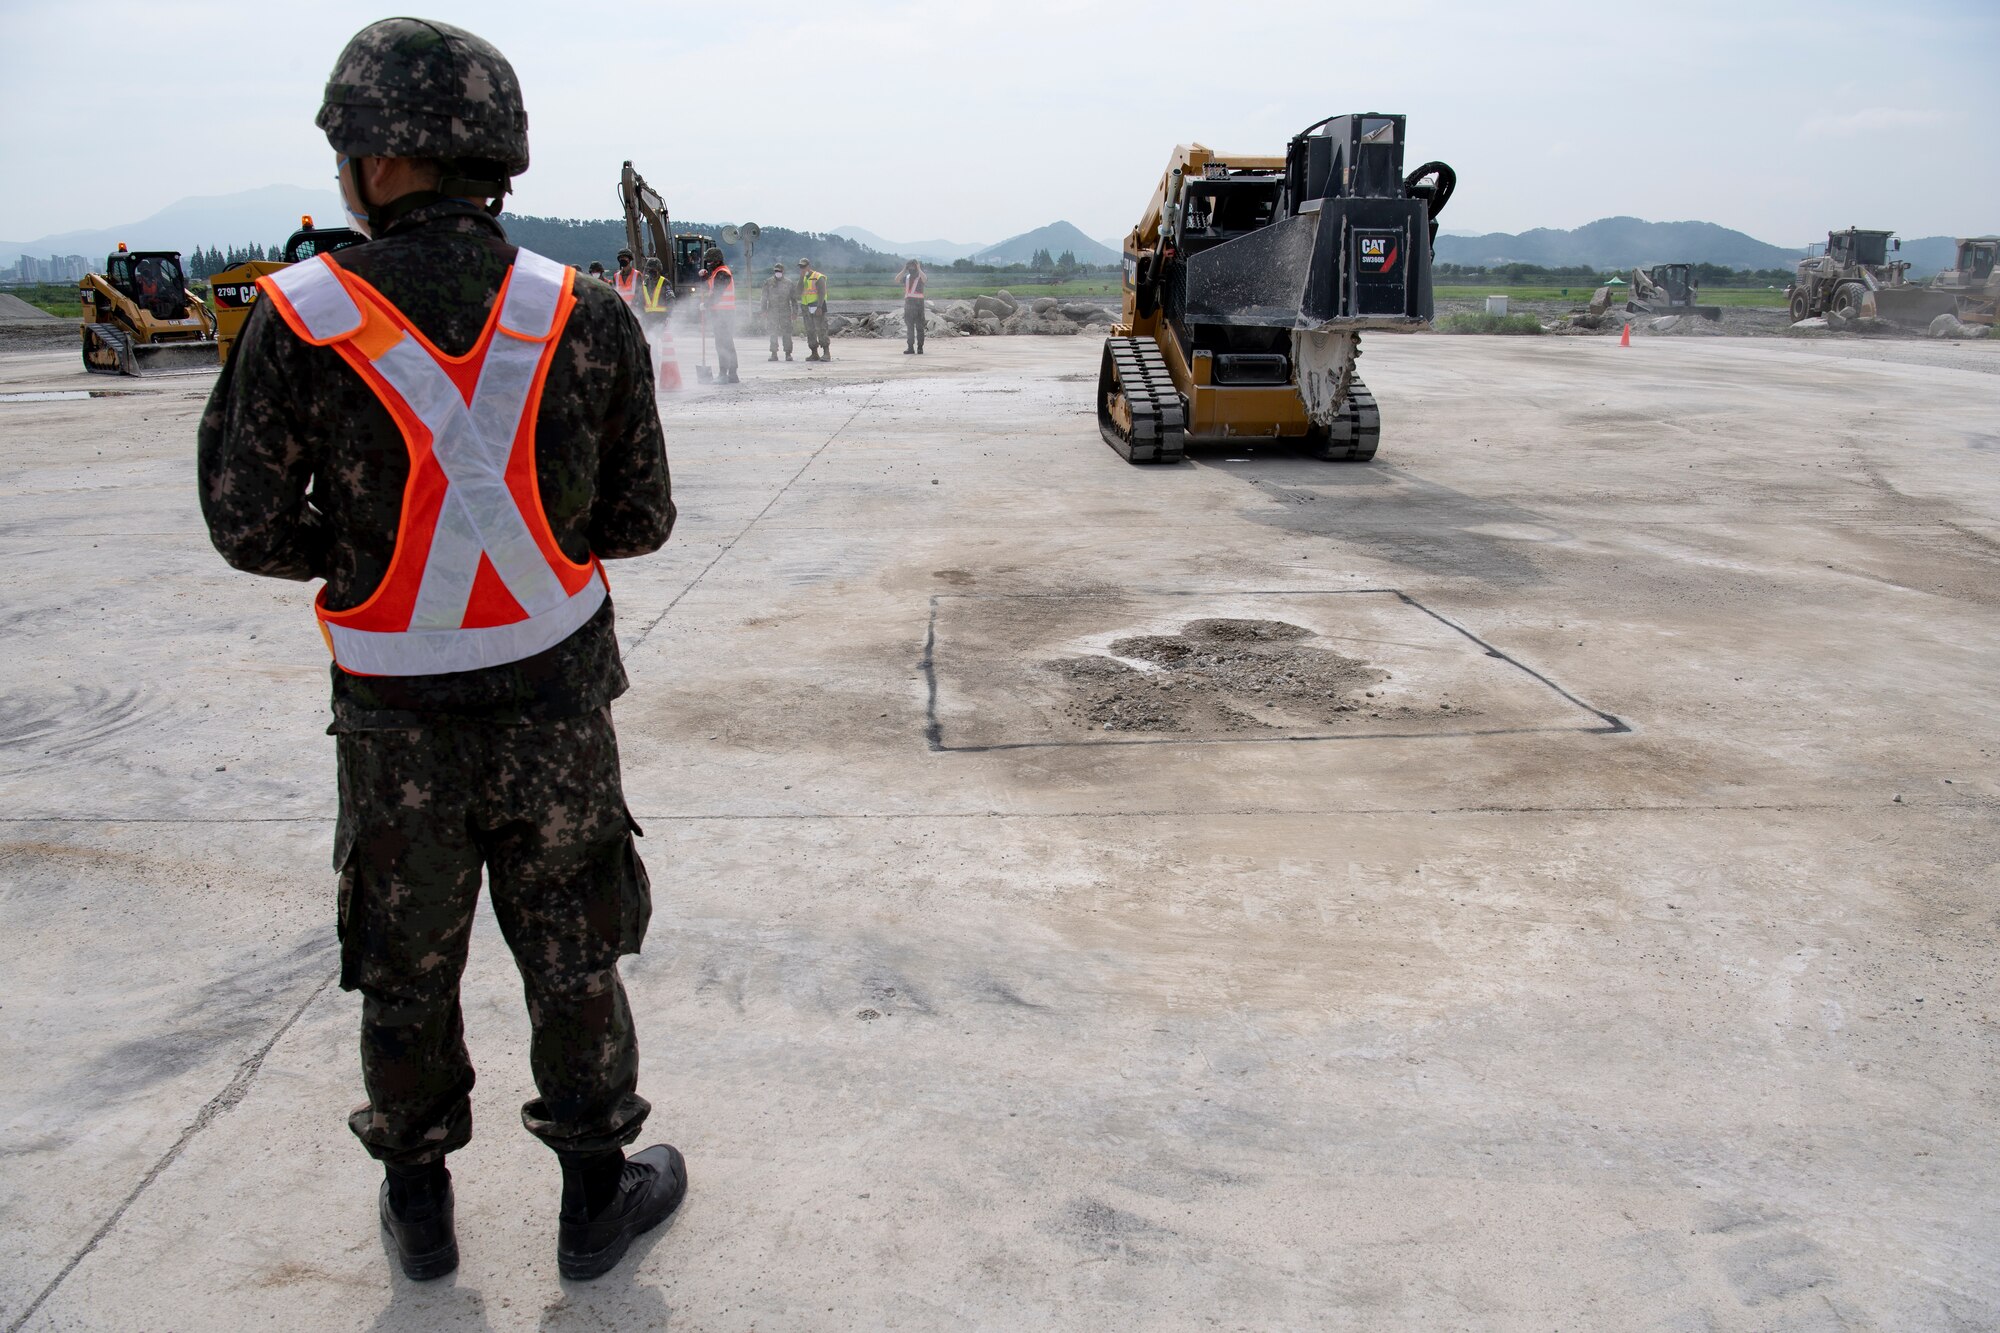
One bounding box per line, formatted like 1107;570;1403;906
258;248;608;677
706;265;735;311
613;268;639;303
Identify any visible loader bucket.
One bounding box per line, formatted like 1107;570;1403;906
129;340;221;376
1869;285;1957;329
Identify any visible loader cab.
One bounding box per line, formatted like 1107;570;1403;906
1830;230;1894;268
281;218;367;263
1650;263;1697;305
672;233;714;294
1179;175;1283;255
107;250;189;319
1957;239;1998;283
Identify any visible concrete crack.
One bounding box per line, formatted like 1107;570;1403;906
627;382;886;654
5;970;339;1333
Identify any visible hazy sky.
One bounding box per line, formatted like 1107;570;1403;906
2;0;1994;246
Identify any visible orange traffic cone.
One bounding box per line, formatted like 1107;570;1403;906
1619;322;1631;348
655;323;683;392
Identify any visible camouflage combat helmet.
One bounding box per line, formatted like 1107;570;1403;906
704;247;725;268
318;18;529;194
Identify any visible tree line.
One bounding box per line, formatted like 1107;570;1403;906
184;244;290;280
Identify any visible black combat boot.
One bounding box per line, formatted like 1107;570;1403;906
380;1160;458;1280
557;1144;688;1281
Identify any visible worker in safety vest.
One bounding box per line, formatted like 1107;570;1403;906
798;256;831;361
639;255;673;327
900;259;928;354
638;256;676;382
761;261;795;361
197;17;684;1286
611;248;640;307
702;245;738;383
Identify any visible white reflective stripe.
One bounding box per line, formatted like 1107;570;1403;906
368;334;568;625
498;248;565;338
407;486;484;631
265;257;362;341
327;566;605;677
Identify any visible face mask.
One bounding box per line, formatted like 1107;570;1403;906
335;156;372;238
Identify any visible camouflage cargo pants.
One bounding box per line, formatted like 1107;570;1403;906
334;707;652;1166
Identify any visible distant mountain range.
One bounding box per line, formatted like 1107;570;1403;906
832;221;1123;267
4;189;1973;277
1435;216;1950;275
1437;217;1802;270
830;226;986;264
0;185;344;265
973;222;1121;267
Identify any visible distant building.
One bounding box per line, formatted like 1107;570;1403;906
2;254;91;284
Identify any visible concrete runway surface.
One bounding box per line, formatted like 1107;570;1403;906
1;331;1996;1331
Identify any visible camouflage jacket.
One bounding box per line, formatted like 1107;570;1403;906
197;199;674;731
760;273;796;315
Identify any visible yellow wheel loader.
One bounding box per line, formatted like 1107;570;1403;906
1100;114;1454;464
207;217;368;365
79;245;219;376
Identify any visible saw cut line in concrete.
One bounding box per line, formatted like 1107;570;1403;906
624;383;887;656
922;588;1628;752
3;972;338;1333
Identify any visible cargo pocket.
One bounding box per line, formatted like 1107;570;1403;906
617;809;652;957
333;815;365;992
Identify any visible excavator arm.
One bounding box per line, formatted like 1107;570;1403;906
618;160;674;271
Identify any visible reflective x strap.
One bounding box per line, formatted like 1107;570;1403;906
263;257;361;343
365;252;572;628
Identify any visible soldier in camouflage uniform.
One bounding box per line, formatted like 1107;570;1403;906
761;261;794;361
197;17;686;1284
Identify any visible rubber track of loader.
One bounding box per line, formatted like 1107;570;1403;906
1098;336;1186;464
83;323;136;376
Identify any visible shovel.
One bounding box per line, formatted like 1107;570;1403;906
696;306;713;383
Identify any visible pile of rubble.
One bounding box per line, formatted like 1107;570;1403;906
830;290;1119;339
1926;312;1990;340
1783;311;1988;339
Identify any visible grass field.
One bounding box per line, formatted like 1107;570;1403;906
1436;283;1787;308
1437;311;1544;335
6;283;82;318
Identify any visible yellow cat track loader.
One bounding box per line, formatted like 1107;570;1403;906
1100;114;1454;464
207;216;369;365
79;245;218;376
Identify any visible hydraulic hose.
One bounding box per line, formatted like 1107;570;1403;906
1405;162;1456;219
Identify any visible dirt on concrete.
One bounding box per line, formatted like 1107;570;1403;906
1046;617;1420;733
